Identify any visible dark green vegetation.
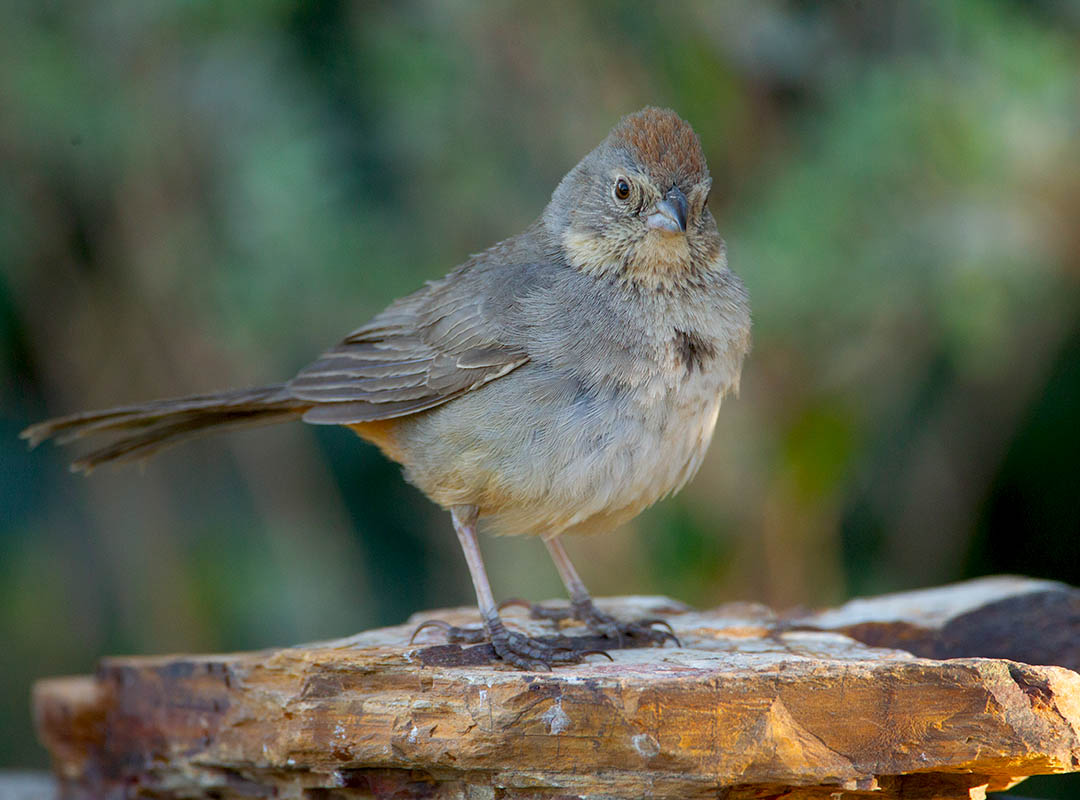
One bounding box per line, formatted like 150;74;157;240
3;4;1079;794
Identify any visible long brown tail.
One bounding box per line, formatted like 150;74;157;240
21;384;308;473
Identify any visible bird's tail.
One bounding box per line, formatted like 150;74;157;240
21;384;308;473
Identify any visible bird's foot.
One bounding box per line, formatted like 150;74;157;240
500;597;680;649
410;613;607;670
410;619;488;644
483;614;592;670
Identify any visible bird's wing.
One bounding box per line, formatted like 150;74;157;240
288;268;529;424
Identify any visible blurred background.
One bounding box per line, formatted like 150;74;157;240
2;2;1079;792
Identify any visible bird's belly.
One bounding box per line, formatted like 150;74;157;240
544;379;724;537
394;365;727;538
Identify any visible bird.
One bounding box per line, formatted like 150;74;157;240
22;107;751;670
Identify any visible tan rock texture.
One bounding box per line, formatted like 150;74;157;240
34;577;1080;799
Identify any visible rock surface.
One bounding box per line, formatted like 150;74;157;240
34;577;1080;799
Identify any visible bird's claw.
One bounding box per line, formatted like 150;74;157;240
498;596;576;622
520;599;681;649
491;629;581;670
410;613;612;670
409;619;488;645
634;618;682;647
496;597;533;613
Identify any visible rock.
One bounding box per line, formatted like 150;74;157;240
33;577;1080;799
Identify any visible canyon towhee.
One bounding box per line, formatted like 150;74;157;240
23;107;751;669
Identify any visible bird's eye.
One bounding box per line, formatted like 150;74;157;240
613;177;631;201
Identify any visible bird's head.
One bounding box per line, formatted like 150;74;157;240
544;107;724;285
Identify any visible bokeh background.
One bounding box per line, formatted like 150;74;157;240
3;2;1079;792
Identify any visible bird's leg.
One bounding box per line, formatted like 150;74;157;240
435;506;583;669
513;536;678;647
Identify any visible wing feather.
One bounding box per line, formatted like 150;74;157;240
288;268;529;424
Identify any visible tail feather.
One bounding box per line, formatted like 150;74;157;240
21;384;307;473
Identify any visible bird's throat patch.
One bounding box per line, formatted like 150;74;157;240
563;228;695;287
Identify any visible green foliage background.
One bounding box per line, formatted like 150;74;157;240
3;3;1079;793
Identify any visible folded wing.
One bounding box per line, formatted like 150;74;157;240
289;272;529;424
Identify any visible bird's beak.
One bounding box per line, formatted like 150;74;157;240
646;186;688;234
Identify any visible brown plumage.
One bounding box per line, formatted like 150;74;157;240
23;107;751;669
606;106;708;187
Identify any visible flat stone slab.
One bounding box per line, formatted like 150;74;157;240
34;576;1080;799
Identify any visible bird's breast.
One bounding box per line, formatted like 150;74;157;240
447;342;735;538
